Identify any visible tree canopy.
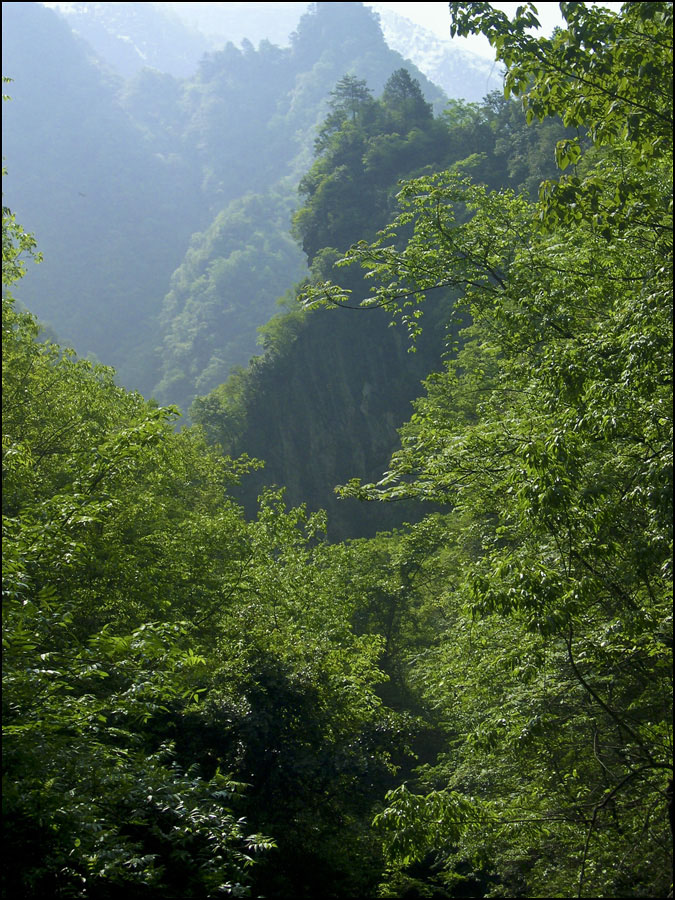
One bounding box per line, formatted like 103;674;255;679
301;3;673;895
2;3;672;898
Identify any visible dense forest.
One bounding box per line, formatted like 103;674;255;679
2;3;673;899
190;67;574;538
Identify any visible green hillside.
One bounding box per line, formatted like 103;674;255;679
2;4;672;899
192;72;573;538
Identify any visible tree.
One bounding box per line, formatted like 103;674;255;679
381;68;432;132
302;3;673;895
328;74;373;121
2;197;410;898
450;1;673;226
2;201;278;897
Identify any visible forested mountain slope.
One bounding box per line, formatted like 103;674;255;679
2;1;446;402
192;75;573;538
1;1;204;389
148;2;448;408
42;0;213;79
3;4;672;899
49;1;504;102
3;1;569;539
51;1;310;76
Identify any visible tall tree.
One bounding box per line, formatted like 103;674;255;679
381;68;433;131
303;3;673;895
329;73;374;121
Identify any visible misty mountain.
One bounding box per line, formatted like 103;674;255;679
2;1;205;388
44;2;502;102
161;1;310;52
372;4;504;102
42;1;212;79
3;0;567;538
3;1;445;403
42;2;314;80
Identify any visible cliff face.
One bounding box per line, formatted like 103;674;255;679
194;294;454;540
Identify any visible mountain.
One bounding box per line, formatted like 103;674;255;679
3;1;447;405
371;4;504;102
41;1;212;78
43;2;502;102
189;68;574;539
160;1;310;51
2;1;205;390
41;2;313;79
3;0;570;539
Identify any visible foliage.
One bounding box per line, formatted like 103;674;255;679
2;201;41;287
4;4;673;897
2;199;406;896
2;612;272;899
302;2;673;896
294;67;474;264
450;2;672;161
3;202;274;896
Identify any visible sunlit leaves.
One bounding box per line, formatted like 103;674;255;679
334;4;675;895
373;784;478;866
